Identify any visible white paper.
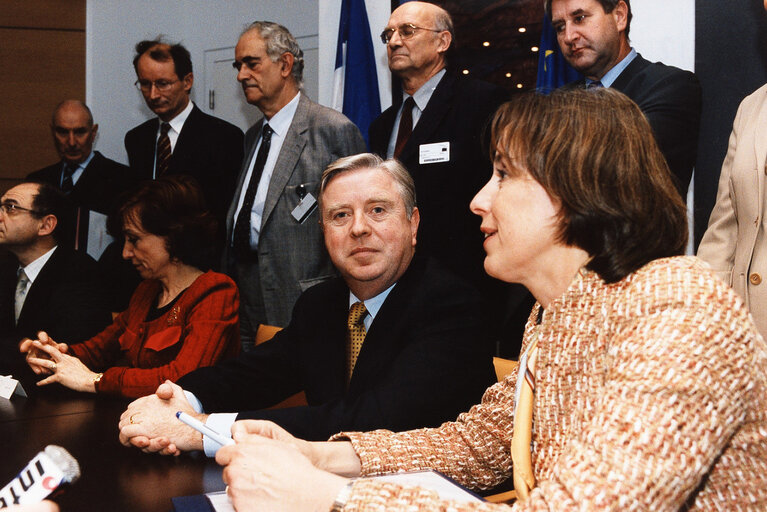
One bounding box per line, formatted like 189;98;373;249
373;470;483;503
0;375;26;399
206;491;234;511
86;210;113;261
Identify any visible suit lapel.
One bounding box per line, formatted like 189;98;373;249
172;105;201;165
16;249;63;327
260;95;310;228
397;73;457;163
609;53;649;92
753;90;767;218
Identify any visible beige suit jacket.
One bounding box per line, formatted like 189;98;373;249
698;83;767;335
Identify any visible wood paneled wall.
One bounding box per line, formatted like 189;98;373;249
0;1;85;193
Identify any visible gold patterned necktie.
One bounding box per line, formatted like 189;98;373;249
346;301;368;383
511;333;540;501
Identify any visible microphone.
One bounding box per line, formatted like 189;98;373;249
0;445;80;508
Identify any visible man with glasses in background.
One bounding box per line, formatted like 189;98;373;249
125;39;244;227
371;1;526;356
0;182;111;376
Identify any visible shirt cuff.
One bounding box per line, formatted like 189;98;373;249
184;390;204;413
203;413;238;457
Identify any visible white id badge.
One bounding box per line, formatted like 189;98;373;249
419;142;450;164
291;192;317;223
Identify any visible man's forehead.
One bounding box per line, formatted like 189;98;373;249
323;169;401;203
552;0;600;17
2;184;38;205
236;30;267;57
389;2;433;26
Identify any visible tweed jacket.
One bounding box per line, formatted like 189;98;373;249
698;83;767;336
69;271;240;398
334;257;767;511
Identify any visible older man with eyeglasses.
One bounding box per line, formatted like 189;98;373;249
124;38;244;229
370;1;526;355
0;181;111;377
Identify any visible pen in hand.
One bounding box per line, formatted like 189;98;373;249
176;411;234;447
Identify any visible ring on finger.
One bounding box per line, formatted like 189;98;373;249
51;363;57;371
130;413;139;424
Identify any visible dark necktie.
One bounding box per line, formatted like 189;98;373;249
346;301;368;383
233;124;273;257
393;96;415;159
156;122;172;177
61;163;78;193
587;80;604;89
14;269;29;324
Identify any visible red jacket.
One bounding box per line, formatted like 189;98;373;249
70;271;240;397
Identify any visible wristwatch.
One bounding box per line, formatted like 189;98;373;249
330;480;355;511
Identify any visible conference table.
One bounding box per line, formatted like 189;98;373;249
0;383;225;511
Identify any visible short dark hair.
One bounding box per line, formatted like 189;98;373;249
545;0;632;39
28;181;68;242
133;38;193;79
489;87;686;283
109;175;218;271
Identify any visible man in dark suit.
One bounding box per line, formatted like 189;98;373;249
371;1;508;291
0;182;112;375
125;39;244;224
28;100;133;219
223;22;366;347
117;153;495;454
371;2;527;357
28;100;138;311
548;0;701;197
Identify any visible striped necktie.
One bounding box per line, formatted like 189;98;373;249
156;122;172;177
14;269;30;324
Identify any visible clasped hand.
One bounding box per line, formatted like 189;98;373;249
20;332;97;393
118;380;205;455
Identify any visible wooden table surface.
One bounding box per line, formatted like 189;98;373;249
0;385;224;511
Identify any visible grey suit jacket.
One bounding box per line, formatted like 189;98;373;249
225;94;366;327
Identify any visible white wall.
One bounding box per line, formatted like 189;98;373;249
86;0;319;165
631;0;695;72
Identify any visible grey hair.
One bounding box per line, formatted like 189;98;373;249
432;4;454;41
242;21;304;90
319;153;417;219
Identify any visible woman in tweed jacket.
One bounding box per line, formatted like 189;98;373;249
214;88;767;511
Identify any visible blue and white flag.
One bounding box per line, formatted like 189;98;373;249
332;0;381;146
536;15;581;94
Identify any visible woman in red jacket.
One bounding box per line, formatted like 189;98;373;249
21;175;240;398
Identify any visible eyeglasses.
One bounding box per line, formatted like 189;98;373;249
134;79;179;92
380;23;442;44
0;203;42;217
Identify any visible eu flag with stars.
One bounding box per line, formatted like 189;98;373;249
536;15;581;93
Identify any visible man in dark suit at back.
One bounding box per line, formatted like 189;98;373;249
548;0;701;197
0;182;112;375
125;39;244;224
29;100;138;311
117;153;495;454
28;100;133;222
371;2;528;356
